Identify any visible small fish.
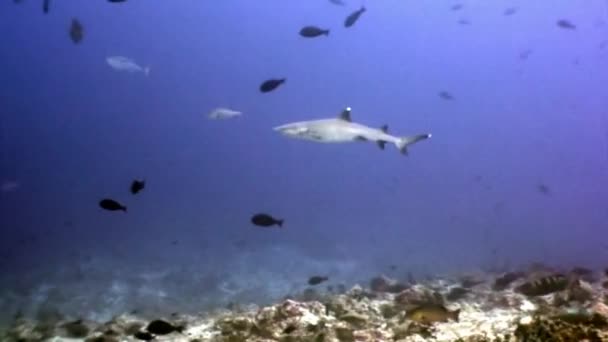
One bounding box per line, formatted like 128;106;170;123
519;49;533;60
134;331;154;340
130;180;145;194
451;4;463;11
283;324;297;334
328;0;345;5
108;0;127;2
446;287;470;301
344;6;366;28
308;276;329;285
457;18;471;25
106;56;150;76
208;107;242;120
406;304;460;324
146;320;183;335
537;183;551;195
1;180;20;193
99;199;127;212
492;272;523;291
251;213;284;227
503;7;518;16
438;91;454;100
69;19;84;44
299;26;330;38
557;19;576;30
43;0;50;13
259;79;286;93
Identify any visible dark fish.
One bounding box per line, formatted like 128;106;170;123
557;19;576;30
438;91;454;100
515;274;568;296
146;320;183;335
537;183;551;195
457;19;471;25
492;271;523;291
69;19;84;44
259;79;286;93
308;276;329;285
519;49;533;60
133;331;154;341
451;4;463;11
42;0;50;13
299;26;330;38
251;213;284;227
344;6;366;28
503;7;518;16
283;324;297;334
130;180;145;194
406;304;460;324
329;0;345;5
108;0;128;2
99;199;127;212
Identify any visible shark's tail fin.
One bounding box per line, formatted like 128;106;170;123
395;133;432;155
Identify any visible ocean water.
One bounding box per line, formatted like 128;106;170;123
1;0;608;330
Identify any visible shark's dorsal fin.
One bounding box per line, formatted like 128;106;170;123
339;107;352;122
380;124;388;133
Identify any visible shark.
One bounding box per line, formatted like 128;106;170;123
273;107;431;155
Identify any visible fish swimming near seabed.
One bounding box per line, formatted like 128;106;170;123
106;56;150;76
274;107;431;155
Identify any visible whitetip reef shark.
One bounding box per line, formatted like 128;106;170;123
273;107;431;155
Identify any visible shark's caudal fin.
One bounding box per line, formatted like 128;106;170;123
395;134;432;155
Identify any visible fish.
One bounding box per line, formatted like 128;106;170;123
130;180;145;194
134;331;154;340
99;199;127;212
515;274;568;296
450;4;463;11
1;180;20;193
251;213;284;227
108;0;127;2
259;78;286;93
344;6;366;28
492;271;523;291
299;26;330;38
146;320;183;335
328;0;345;5
557;19;576;30
208;107;242;120
537;183;551;195
106;56;150;76
457;18;471;25
43;0;50;13
308;276;329;285
69;19;84;44
519;49;533;60
503;7;518;16
274;107;431;155
405;304;460;324
438;91;454;100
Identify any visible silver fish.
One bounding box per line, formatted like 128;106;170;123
106;56;150;76
208;107;242;120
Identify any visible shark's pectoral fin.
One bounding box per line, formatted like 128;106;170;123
354;135;367;141
377;141;387;150
380;125;388;133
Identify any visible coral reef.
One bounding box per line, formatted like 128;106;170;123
2;264;608;341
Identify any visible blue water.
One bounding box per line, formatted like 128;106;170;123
1;0;607;324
